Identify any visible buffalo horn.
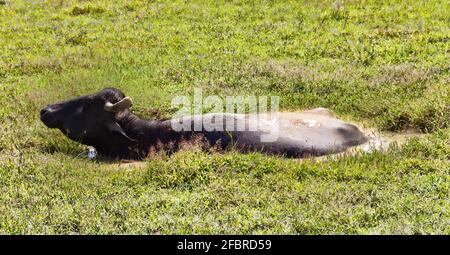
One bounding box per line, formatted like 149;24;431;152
104;97;133;112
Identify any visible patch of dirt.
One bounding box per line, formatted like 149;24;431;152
308;127;423;162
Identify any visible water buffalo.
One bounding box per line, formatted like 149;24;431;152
40;88;368;159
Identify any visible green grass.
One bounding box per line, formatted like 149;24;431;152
0;0;449;234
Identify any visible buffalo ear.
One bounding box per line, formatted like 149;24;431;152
106;122;138;145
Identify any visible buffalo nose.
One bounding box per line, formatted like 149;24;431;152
40;106;58;128
40;107;49;117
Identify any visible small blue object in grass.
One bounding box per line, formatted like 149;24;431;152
88;147;97;159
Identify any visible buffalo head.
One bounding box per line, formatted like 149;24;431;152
40;88;138;157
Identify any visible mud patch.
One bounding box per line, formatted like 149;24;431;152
310;127;423;162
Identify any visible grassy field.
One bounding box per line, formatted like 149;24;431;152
0;0;449;234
